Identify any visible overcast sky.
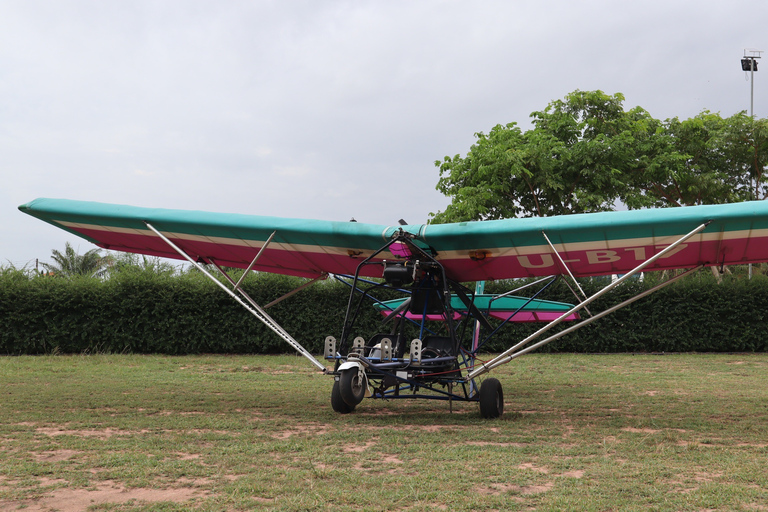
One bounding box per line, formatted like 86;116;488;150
2;0;767;267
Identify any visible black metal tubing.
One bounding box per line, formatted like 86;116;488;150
365;365;471;402
332;274;441;338
337;236;401;355
474;275;561;353
372;393;478;403
337;231;457;357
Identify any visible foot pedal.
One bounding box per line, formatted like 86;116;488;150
324;336;336;359
351;336;365;356
410;339;422;363
381;337;393;361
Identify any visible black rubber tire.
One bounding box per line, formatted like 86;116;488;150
479;378;504;419
331;380;355;414
339;368;367;407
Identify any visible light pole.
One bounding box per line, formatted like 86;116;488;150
741;49;762;279
742;49;762;118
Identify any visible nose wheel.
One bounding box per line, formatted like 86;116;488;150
331;380;355;414
331;368;367;413
339;368;367;406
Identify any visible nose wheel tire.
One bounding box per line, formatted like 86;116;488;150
479;378;504;419
339;368;367;407
331;380;355;414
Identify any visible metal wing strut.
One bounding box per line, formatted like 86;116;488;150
467;221;711;380
144;222;327;372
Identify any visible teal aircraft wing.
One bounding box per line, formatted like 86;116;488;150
19;198;768;281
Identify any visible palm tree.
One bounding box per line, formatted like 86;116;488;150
41;242;112;278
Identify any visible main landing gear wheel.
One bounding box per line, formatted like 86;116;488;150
479;378;504;419
338;368;366;407
331;380;355;414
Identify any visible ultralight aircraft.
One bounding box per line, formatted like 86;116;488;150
19;198;768;417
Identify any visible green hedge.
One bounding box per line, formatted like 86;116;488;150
482;272;768;353
2;268;767;354
0;270;325;354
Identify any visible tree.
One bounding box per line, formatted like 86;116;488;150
107;253;177;277
707;112;768;201
432;90;768;223
41;242;112;278
628;111;757;208
433;91;649;221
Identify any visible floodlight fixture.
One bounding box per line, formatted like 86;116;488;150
742;49;763;119
742;58;758;71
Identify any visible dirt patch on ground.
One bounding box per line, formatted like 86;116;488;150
478;481;554;495
342;440;378;453
465;441;528;448
34;427;128;439
380;454;403;465
0;480;208;511
271;422;331;439
621;427;660;434
518;462;549;474
692;471;723;483
352;453;406;475
31;425;178;439
173;451;203;460
621;427;688;436
31;450;82;462
516;463;584;480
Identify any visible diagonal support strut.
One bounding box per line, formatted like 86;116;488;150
143;222;327;372
480;265;703;369
467;221;711;381
542;231;592;316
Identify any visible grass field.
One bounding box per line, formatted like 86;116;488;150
1;353;768;511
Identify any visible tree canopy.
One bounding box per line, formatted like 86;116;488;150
432;90;768;223
41;242;112;278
